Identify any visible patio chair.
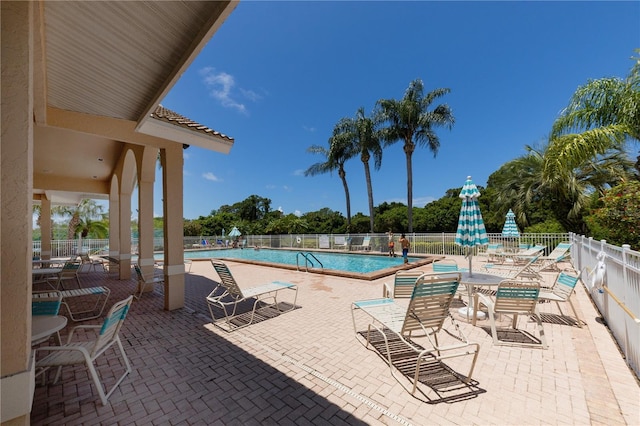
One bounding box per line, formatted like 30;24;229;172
351;272;480;395
538;269;583;327
432;259;468;299
52;258;82;290
476;278;547;349
35;295;134;405
206;259;299;331
133;264;164;300
32;290;63;345
480;253;542;279
382;270;426;298
79;252;107;273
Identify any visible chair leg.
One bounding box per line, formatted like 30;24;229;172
532;307;548;349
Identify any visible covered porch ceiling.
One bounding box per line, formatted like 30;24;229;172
32;0;237;206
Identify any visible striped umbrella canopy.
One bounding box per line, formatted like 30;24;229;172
501;209;520;238
455;176;489;275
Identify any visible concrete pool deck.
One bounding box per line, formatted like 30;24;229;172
31;257;639;425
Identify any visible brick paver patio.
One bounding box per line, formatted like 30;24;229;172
31;256;639;425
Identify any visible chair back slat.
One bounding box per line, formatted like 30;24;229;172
392;271;424;298
494;280;540;313
211;260;245;299
432;259;459;273
402;273;460;335
553;271;580;300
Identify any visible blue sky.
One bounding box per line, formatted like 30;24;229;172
145;1;639;220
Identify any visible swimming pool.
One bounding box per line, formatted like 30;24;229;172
177;248;438;280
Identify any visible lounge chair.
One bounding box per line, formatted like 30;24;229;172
478;243;504;263
133;264;164;300
382;270;426;298
532;242;572;272
538;270;583;327
351;272;480;395
476;278;547;349
479;254;542;280
35;295;134;405
206;259;299;331
354;236;372;251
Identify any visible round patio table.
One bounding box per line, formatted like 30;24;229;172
459;272;504;324
32;315;67;345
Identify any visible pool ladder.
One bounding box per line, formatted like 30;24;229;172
296;252;323;272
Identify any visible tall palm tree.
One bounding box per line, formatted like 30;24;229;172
376;79;455;232
305;122;357;231
337;107;383;233
549;50;639;181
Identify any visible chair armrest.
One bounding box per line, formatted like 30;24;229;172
382;282;393;298
66;324;101;342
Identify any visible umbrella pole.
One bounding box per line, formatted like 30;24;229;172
468;247;473;277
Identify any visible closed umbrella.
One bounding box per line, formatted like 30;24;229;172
454;176;489;276
501;209;520;252
501;209;520;238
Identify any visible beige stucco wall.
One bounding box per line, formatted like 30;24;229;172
1;2;35;424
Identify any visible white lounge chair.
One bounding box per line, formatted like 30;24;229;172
206;260;299;331
351;272;480;395
382;270;426;298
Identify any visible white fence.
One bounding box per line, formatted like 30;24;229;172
570;234;640;379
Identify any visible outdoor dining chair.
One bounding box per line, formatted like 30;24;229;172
35;295;134;405
476;278;547;349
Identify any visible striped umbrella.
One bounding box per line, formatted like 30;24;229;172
455;176;489;275
501;209;520;238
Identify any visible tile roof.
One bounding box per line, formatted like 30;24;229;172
151;105;234;142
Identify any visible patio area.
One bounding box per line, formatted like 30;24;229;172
31;257;639;425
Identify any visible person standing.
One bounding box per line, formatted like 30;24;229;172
399;233;410;264
387;230;396;257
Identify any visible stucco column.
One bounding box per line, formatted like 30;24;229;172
118;188;132;280
1;1;35;424
40;195;52;259
108;177;120;275
161;145;185;310
136;146;158;293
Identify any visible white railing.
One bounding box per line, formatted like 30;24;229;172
570;234;640;379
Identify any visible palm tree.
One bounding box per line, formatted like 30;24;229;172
491;143;633;232
305;122;357;231
376;79;455;232
337;107;383;233
60;199;106;239
549;49;639;181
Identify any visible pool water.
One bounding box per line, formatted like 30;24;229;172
179;248;423;275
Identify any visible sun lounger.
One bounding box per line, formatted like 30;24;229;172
206;260;298;331
351;272;480;395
